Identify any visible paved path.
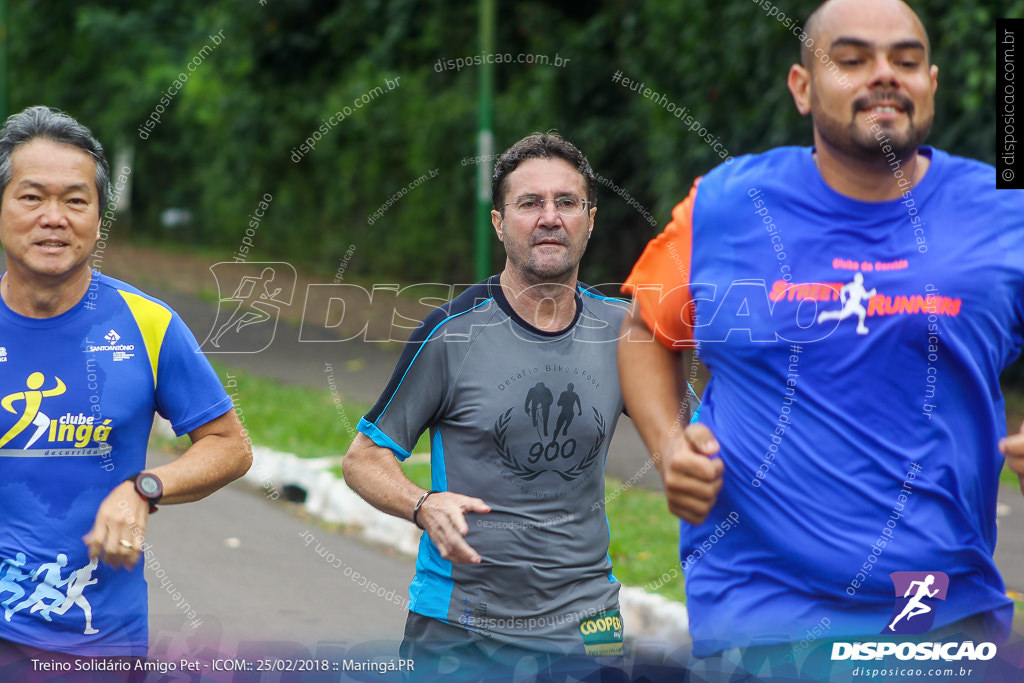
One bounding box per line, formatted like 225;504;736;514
145;457;413;660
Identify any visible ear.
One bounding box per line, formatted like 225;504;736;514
788;63;812;116
930;64;938;95
491;209;504;241
587;205;596;240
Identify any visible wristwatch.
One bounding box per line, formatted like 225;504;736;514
126;472;163;513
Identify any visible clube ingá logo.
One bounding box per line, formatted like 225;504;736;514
883;570;949;635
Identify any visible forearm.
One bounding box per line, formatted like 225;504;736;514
342;433;425;522
618;303;690;473
1001;419;1024;495
85;409;251;567
152;409;252;505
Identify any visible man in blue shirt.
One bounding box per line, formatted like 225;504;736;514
620;0;1024;676
0;106;251;671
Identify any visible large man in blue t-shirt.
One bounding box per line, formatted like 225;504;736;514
620;0;1024;670
0;106;251;667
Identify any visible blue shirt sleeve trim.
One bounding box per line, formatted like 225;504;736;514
577;284;628;304
357;417;412;461
431;430;448;491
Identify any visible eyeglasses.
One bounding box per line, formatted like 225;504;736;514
503;195;591;217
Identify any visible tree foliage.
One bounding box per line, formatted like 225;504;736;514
7;0;1023;379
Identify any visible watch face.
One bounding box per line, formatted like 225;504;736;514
138;474;162;498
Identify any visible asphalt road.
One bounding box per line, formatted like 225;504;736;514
145;463;414;665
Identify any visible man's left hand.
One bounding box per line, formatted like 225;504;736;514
83;481;149;569
1001;420;1024;495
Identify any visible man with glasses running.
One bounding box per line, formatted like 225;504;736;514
344;132;629;678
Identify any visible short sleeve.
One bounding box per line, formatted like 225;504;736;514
155;312;233;435
621;179;700;349
358;317;451;461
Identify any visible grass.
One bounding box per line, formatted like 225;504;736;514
999;387;1024;489
605;478;686;601
1001;384;1024;487
213;359;369;458
1001;387;1024;628
121;234;392;293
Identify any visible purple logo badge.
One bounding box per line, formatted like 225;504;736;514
883;571;949;634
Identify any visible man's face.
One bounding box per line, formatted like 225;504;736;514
0;138;100;285
491;157;595;285
791;0;938;161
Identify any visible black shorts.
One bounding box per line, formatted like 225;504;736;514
399;611;626;682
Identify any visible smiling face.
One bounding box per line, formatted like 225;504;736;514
491;157;595;286
0;138;100;289
789;0;938;163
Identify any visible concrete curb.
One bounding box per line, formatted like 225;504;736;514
237;443;690;644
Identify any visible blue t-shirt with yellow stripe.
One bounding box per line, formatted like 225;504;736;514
0;271;231;656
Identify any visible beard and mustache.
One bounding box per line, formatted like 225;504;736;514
812;88;933;163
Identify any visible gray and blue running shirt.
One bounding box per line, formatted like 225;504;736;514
358;276;628;654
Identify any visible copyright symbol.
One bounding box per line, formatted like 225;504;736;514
1002;168;1015;182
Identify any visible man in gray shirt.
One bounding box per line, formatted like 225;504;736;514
343;132;628;678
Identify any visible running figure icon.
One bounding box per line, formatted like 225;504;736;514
0;372;67;448
524;382;554;438
210;267;285;348
32;559;100;635
817;272;877;335
552;383;582;441
7;554;70;622
0;553;29;613
889;573;940;631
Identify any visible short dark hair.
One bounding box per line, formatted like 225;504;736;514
491;132;596;212
0;106;110;211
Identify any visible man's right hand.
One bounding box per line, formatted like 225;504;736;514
417;492;491;564
661;423;723;525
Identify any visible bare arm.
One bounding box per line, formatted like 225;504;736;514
83;409;252;569
618;301;722;524
1001;419;1024;496
342;433;491;563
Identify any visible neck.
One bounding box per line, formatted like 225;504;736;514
1;267;93;318
813;139;929;202
498;268;579;332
